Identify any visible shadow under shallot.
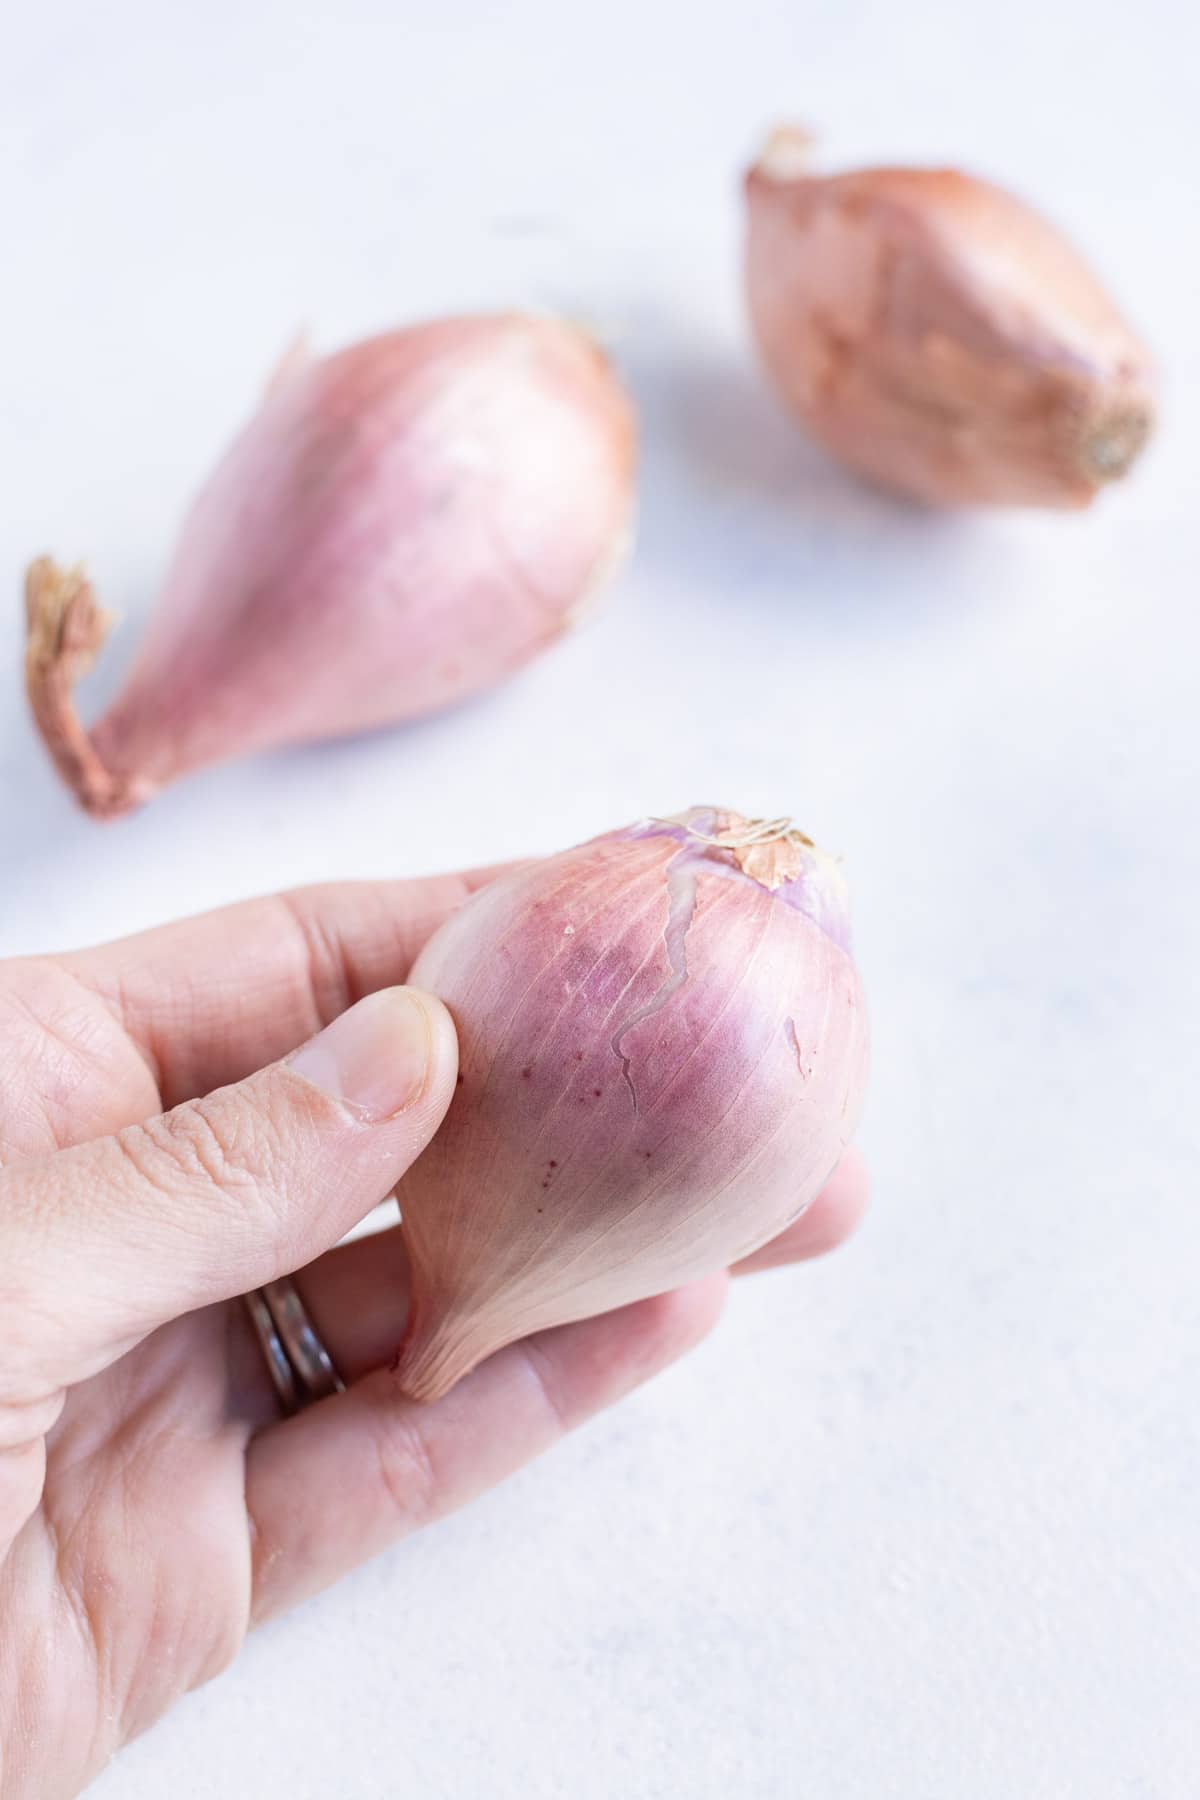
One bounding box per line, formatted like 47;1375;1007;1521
616;315;987;634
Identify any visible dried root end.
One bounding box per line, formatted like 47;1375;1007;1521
263;327;315;399
752;124;820;183
24;557;112;673
23;557;139;819
1079;402;1155;484
660;808;821;889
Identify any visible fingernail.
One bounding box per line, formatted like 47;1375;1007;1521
288;989;434;1120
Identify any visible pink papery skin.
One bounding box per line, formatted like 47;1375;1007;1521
745;141;1155;508
85;314;635;793
393;809;869;1402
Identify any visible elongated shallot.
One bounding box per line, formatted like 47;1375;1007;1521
25;313;636;817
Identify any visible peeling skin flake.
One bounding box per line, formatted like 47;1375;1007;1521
785;1016;814;1081
610;845;705;1112
609;807;848;1111
627;806;852;949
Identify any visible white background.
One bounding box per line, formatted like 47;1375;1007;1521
4;1;1199;1794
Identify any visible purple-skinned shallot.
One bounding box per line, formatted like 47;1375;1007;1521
393;807;869;1402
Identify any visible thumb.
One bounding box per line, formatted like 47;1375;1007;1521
0;989;457;1401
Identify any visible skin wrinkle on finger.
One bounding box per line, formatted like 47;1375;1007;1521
273;888;362;1040
1;971;140;1108
0;1390;67;1452
0;964;160;1165
0;1437;47;1559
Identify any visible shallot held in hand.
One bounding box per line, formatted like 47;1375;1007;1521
744;127;1156;507
24;313;636;817
393;807;869;1402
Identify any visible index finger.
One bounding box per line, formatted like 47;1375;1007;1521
56;865;512;1108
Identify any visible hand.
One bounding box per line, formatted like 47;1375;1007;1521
0;870;867;1799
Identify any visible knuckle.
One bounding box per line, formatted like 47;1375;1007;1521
0;1388;65;1450
274;892;356;1027
515;1339;573;1435
371;1409;441;1533
162;1101;256;1192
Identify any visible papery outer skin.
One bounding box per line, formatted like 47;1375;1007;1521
744;145;1156;508
393;808;868;1402
87;314;636;791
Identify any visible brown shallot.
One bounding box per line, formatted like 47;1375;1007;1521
744;127;1155;507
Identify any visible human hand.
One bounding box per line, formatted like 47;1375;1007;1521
0;869;867;1798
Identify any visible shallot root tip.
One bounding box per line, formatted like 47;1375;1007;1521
1080;405;1154;483
264;327;315;397
753;124;820;182
22;557;138;819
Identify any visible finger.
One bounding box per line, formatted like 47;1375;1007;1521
0;1439;46;1559
291;1152;870;1385
246;1276;727;1622
56;865;512;1108
731;1148;870;1274
0;989;457;1403
291;1215;413;1382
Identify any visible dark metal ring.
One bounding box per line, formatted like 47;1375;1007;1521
243;1276;346;1413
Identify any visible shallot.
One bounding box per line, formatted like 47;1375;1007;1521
394;807;869;1402
24;313;636;817
744;127;1156;507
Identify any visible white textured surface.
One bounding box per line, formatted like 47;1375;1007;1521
4;1;1199;1794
